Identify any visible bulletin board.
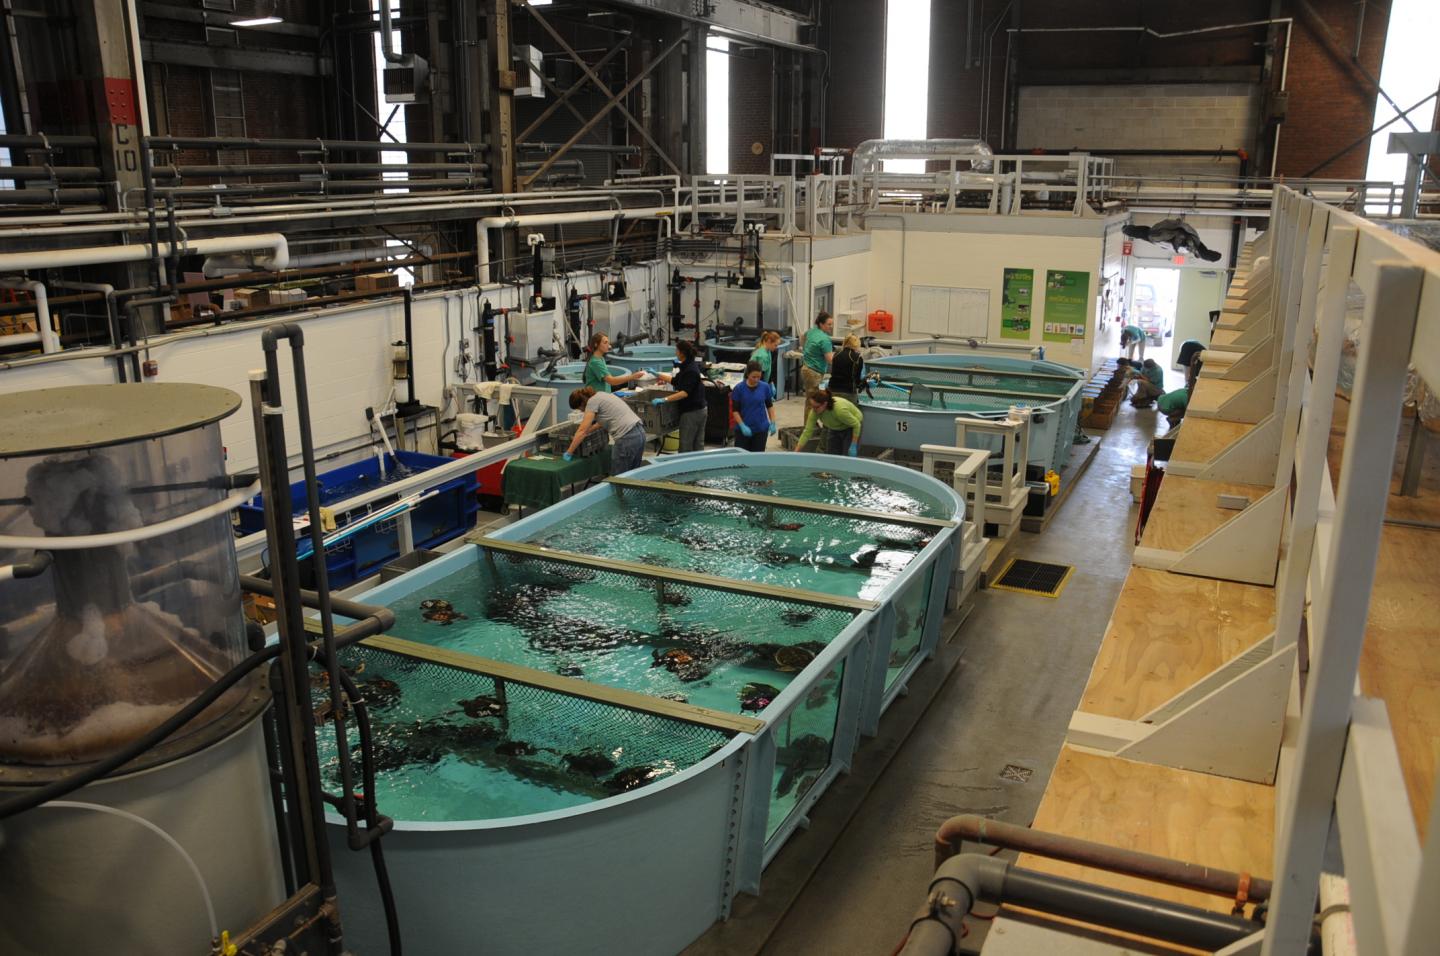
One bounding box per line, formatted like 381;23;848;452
1000;268;1034;340
908;285;990;338
1042;270;1090;344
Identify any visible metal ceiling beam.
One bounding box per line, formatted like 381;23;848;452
588;0;815;52
138;2;321;39
140;39;332;77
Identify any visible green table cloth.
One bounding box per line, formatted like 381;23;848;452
501;448;612;511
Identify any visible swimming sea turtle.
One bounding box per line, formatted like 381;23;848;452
419;598;452;611
745;479;776;488
805;684;834;710
556;663;585;678
563;751;617;777
658;692;689;703
423;608;468;625
810;471;837;480
774;645;816;672
780;609;816;627
494;740;538;757
605;766;667;794
659;589;692;607
356;676;403;709
739;682;781;712
456;694;506;719
770;521;804;532
775;733;830;796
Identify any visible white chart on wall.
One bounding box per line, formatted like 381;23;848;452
908;285;990;338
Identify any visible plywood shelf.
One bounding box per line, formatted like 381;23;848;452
1079;568;1276;721
1170;418;1257;467
1138;474;1271;555
1000;747;1275;954
1188;377;1248;417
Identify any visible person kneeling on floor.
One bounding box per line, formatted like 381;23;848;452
1128;358;1165;407
1157;386;1189;430
794;388;863;457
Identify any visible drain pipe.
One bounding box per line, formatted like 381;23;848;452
0;233;290;273
933;814;1272;902
50;279;120;377
0;277;59;353
899;854;1262;955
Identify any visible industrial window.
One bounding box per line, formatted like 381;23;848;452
1364;0;1440;209
882;0;932;173
371;0;414;285
706;36;731;174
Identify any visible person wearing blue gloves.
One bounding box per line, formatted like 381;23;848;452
730;360;777;452
650;339;708;452
565;386;647;474
794;388;863;457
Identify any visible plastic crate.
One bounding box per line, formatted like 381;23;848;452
236;450;480;588
546;421;609;458
624;388;681;434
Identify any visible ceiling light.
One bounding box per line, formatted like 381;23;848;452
231;15;282;27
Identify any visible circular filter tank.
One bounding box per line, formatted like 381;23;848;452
0;383;248;767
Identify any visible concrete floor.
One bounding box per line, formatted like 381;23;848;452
740;377;1170;953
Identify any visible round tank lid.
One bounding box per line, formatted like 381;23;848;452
0;383;242;457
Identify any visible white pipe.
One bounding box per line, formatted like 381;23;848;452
0;482;259;551
476;205;672;284
0;234;288;274
1318;872;1356;956
42;800;217;943
201;243;430;278
0;277;59;353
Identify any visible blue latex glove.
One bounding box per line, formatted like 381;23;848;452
651;398;666;407
644;367;657;375
847;442;859;457
563;452;574;462
615;390;633;398
737;421;753;437
768;421;778;435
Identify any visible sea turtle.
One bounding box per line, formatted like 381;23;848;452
850;547;881;569
356;676;403;709
744;479;776;488
419;598;453;611
775;733;830;796
494;740;538;757
770;521;805;532
556;664;585;678
605;766;666;794
780;609;816;627
658;692;689;703
456;694;506;719
739;682;781;712
658;589;692;607
804;684;834;710
810;471;837;481
563;751;617;777
423;608;468;625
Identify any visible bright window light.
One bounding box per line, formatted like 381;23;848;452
231;16;282;27
371;0;413;285
883;0;931;173
706;36;730;175
1364;0;1440;208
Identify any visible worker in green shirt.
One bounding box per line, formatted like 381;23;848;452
583;333;650;393
1157;386;1189;429
800;312;836;395
750;329;782;388
795;388;863;457
1120;324;1146;362
1128;358;1166;408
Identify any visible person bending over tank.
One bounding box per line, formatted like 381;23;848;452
566;387;647;475
794;388;862;457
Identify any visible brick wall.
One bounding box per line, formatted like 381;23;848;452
822;0;885;149
729;48;774;174
1273;0;1392;178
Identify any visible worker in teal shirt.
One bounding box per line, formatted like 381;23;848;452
1157;386;1189;429
1128;358;1165;408
800;312;836;395
794;387;863;456
583;333;649;393
1120;324;1146;362
750;329;782;388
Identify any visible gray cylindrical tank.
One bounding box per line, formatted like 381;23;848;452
0;383;284;953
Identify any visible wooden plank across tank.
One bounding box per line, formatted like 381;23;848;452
1076;567;1276;722
1327;397;1440;837
1138;474;1271;556
1169;418;1258;468
996;746;1275;954
1187;377;1249;418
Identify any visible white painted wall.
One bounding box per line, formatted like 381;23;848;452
864;218;1106;369
810;234;873;336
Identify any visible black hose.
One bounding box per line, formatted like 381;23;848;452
0;642;281;820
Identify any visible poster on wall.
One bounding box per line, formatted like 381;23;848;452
1000;268;1034;339
1043;270;1091;344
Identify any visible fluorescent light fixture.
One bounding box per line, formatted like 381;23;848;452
231;15;282;26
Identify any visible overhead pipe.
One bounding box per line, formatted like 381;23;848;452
155;162;490;178
0;233;290;274
475;206;672;283
853;138;995;175
898;854;1262;956
0;277;59;353
377;0;405;64
519;142;641;154
933;815;1272;902
202;243;431;279
147;135;487;155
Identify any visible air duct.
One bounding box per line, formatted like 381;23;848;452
852;138;995;175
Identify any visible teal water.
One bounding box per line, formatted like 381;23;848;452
662;461;954;521
525;489;930;602
314;643;732;823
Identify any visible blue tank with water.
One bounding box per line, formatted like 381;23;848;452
857;353;1086;473
601;343;681;374
529;361;630;408
324;449;962;955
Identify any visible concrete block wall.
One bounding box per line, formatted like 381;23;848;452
1017;83;1259;178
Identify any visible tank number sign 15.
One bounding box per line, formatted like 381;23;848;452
896;420;909;432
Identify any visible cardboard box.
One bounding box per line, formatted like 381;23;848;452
355;272;400;292
233;288;269;308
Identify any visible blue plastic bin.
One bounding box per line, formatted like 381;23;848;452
237;450;479;588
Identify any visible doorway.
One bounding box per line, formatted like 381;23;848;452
1130;266;1180;366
